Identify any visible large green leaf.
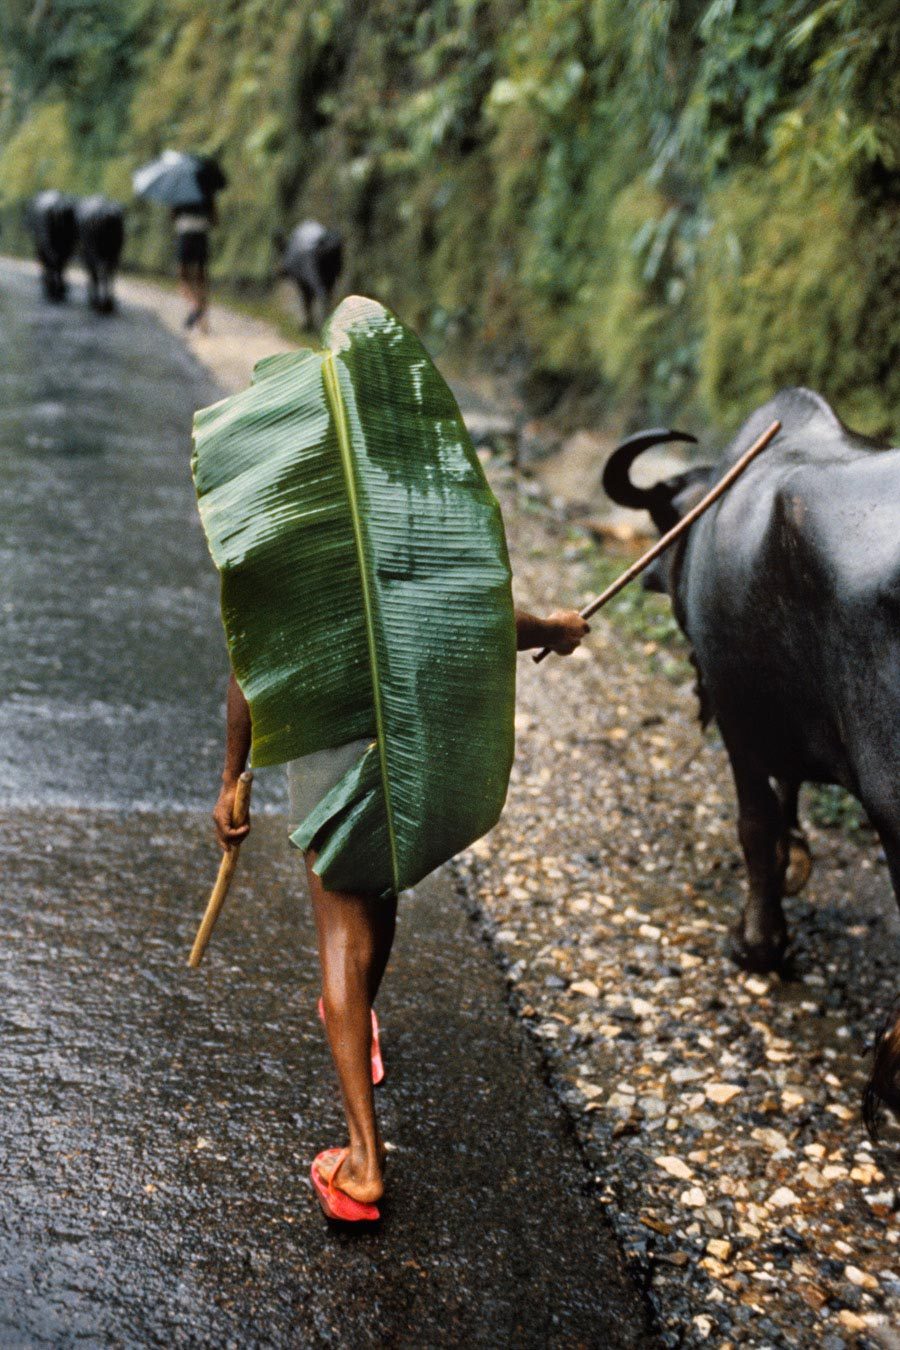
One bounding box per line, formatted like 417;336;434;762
192;296;516;896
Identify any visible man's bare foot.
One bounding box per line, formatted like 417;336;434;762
314;1144;385;1204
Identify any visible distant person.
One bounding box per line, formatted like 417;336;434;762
279;220;343;327
76;196;125;314
173;195;215;332
133;151;226;330
27;190;77;302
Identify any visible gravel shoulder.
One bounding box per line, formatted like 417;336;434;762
459;458;900;1349
106;272;900;1347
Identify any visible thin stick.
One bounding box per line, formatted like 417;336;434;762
187;771;253;968
533;419;781;663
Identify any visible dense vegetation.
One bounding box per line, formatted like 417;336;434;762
1;1;898;431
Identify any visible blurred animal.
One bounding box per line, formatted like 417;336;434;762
278;220;343;327
27;190;77;302
603;388;900;1130
76;196;125;314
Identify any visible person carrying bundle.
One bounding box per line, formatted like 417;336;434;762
173;195;214;332
211;609;585;1220
192;295;587;1222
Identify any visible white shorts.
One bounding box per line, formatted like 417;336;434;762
285;739;373;837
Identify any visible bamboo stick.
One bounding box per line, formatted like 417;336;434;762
188;770;253;968
533;419;781;664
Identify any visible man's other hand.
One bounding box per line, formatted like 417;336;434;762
544;609;590;655
213;779;251;851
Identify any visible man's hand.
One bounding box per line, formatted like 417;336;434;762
213;778;251;852
543;609;590;655
213;672;253;850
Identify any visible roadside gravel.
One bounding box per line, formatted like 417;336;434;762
454;452;900;1349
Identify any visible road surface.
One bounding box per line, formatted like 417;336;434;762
0;260;652;1346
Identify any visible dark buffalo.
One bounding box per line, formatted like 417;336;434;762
76;196;125;314
279;220;343;326
603;387;900;1129
27;190;77;302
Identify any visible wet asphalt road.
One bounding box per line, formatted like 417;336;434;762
0;262;652;1346
0;263;233;810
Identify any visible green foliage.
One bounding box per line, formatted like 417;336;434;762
587;546;692;684
703;168;861;419
0;0;150;171
0;101;76;200
1;0;898;431
808;784;866;832
191;296;516;896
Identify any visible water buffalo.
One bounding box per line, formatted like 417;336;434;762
76;196;125;314
278;220;343;327
603;387;900;1129
27;190;77;302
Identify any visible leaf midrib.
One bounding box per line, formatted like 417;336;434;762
321;351;400;895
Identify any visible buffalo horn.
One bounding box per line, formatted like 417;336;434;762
602;428;698;509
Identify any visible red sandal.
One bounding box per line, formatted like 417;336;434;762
317;997;385;1086
310;1148;381;1223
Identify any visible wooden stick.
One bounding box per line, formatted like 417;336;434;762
533;419;781;664
187;770;253;968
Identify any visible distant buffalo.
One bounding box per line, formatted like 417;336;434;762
278;220;343;327
76;196;125;314
27;190;77;302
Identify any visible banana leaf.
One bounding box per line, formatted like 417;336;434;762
192;295;516;897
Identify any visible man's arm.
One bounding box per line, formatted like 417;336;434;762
212;672;253;850
515;606;589;655
210;611;584;846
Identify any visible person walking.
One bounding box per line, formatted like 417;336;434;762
193;294;590;1223
173;195;215;332
211;608;588;1221
133;151;226;332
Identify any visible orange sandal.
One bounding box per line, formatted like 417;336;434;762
317;997;385;1086
310;1148;381;1223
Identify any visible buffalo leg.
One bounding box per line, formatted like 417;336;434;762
862;816;900;1132
40;254;64;303
312;279;330;328
297;280;315;328
98;264;114;314
775;779;813;896
725;742;789;971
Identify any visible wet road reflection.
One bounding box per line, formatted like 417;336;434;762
0;262;280;809
0;262;649;1346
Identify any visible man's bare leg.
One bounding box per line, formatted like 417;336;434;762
305;851;396;1203
177;262;193;308
195;263;210;333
